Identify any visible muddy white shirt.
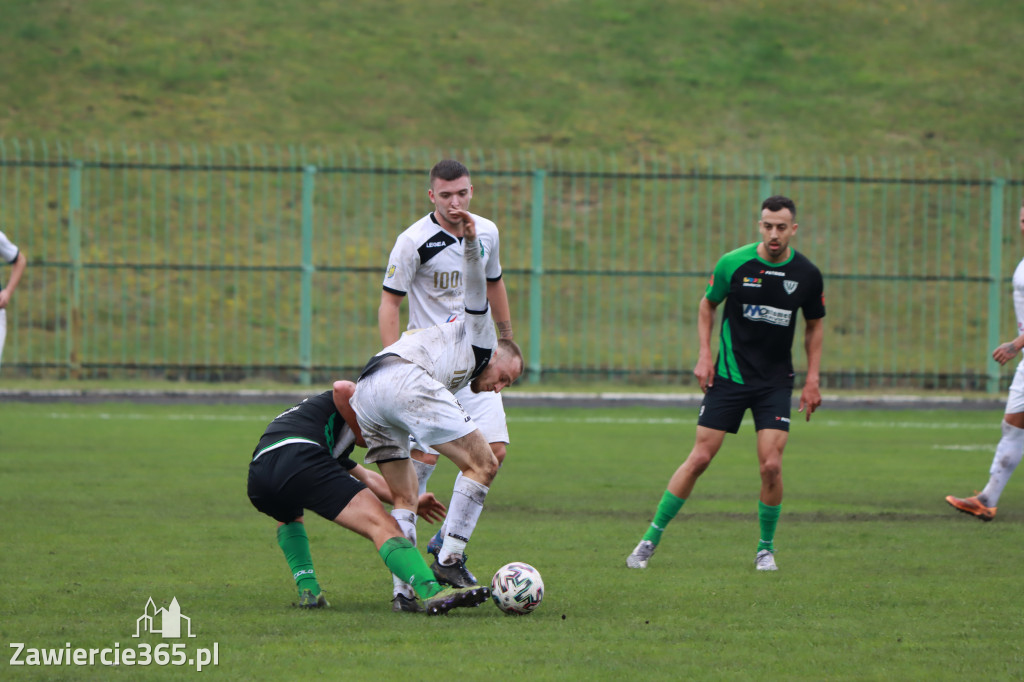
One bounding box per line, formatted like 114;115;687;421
381;212;503;328
383;314;495;393
371;234;495;393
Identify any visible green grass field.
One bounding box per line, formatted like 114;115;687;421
2;400;1023;680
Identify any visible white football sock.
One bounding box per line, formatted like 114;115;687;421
390;509;417;598
438;476;489;565
979;420;1024;507
412;459;435;498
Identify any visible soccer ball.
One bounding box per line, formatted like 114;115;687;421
490;562;544;615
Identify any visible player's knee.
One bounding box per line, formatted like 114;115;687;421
685;450;714;474
466;446;499;484
759;460;782;482
477;453;499;483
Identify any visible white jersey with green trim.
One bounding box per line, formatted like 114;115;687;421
381;212;502;329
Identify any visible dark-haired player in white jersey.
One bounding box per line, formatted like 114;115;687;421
627;195;825;572
378;160;514;610
946;201;1024;521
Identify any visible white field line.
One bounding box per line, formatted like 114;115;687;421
35;411;998;431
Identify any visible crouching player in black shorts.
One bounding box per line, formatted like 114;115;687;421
247;380;490;614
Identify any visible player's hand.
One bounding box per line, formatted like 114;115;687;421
693;356;715;392
993;342;1020;366
0;290;10;309
450;209;476;240
799;383;822;421
416;493;447;524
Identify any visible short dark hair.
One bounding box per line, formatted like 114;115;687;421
761;195;796;217
430;160;470;185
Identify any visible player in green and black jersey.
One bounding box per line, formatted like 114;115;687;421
247;381;489;615
627;195;825;572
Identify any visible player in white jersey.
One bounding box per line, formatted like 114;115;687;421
378;160;514;609
0;230;28;372
356;208;524;598
946;201;1024;521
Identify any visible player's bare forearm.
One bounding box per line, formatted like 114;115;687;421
332;380;367;447
349;464;394;502
993;333;1024;365
694;297;718;390
799;317;824;420
487;279;513;339
378;292;403;347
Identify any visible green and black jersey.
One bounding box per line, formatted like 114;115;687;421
705;243;825;388
253;391;357;469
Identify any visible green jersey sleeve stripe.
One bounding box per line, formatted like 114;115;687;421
717;318;744;384
705;243;760;303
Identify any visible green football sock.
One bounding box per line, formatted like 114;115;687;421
379;537;443;600
642;490;686;545
757;500;781;552
277;522;320;596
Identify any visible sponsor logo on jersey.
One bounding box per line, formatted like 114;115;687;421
386;264;396;279
445;313;458;323
742;277;762;287
418;231;457;265
761;269;786;277
783;280;798;294
742;304;792;326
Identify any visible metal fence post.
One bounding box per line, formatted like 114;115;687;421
987;177;1006;394
68;160;83;379
300;165;316;386
529;168;546;383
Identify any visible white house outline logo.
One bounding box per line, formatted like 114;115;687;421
133;597;196;639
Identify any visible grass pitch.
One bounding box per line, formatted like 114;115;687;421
2;401;1023;680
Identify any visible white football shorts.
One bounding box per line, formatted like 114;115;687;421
1006;358;1024;414
352;358;479;465
410;387;508;455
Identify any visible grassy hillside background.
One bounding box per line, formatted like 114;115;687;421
1;0;1023;160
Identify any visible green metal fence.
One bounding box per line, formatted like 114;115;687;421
1;141;1022;391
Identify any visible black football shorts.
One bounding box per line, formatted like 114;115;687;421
696;378;792;434
248;441;366;524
